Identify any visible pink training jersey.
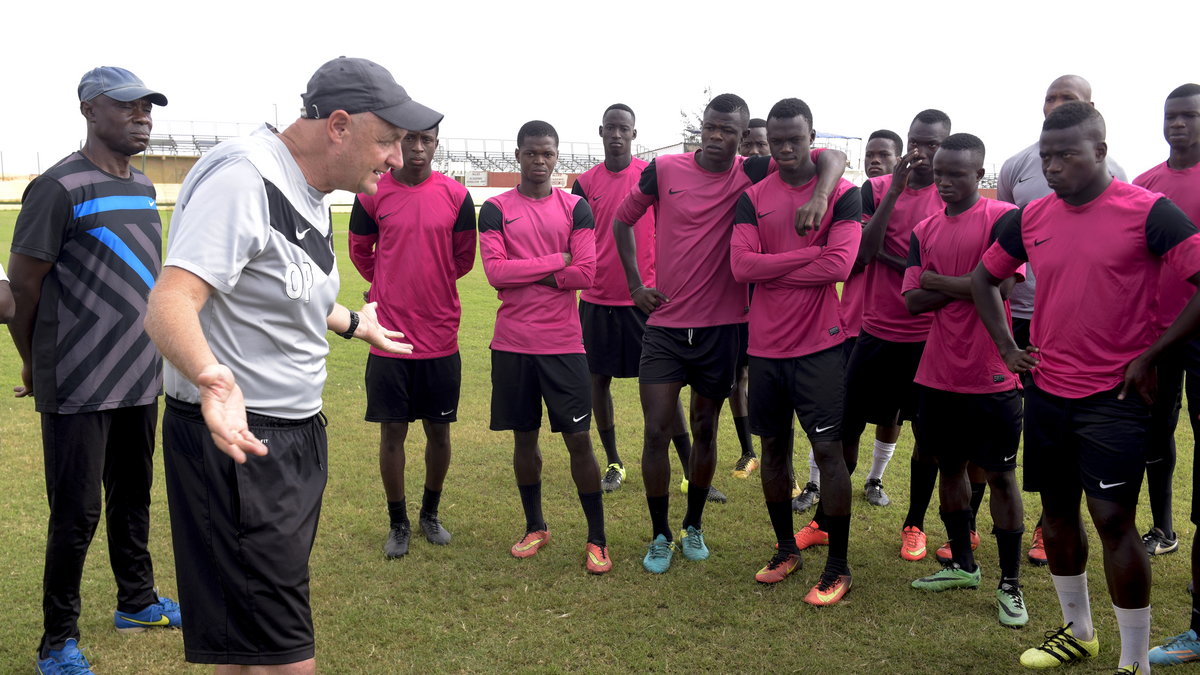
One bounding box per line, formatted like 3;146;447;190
903;197;1021;394
478;187;596;355
1134;161;1200;332
350;171;476;359
860;175;943;342
731;175;861;358
982;179;1200;399
839;267;867;338
573;158;655;306
615;149;825;329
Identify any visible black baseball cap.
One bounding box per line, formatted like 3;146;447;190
78;66;168;106
300;57;442;131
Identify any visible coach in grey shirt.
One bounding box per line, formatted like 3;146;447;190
145;57;440;672
998;74;1127;329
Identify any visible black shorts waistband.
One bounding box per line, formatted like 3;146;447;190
166;396;326;429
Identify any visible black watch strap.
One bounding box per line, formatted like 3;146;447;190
338;310;359;340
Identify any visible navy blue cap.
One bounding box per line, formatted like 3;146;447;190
78;67;168;106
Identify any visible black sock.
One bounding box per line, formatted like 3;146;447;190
811;501;826;531
903;456;938;531
825;513;851;563
825;555;850;576
673;433;692;479
1191;586;1200;635
388;500;408;526
942;509;975;571
518;482;545;533
579;491;606;546
994;526;1024;583
734;416;755;458
648;494;672;540
766;500;796;551
598;427;621;466
681;482;708;530
968;482;986;531
421;487;441;517
1147;452;1175;536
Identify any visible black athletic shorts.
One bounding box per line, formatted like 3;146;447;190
639;323;741;401
736;323;750;371
490;351;592;434
579;300;647;378
1023;382;1151;504
162;397;327;665
841;335;858;366
843;330;925;425
1011;317;1032;351
748;346;844;441
364;352;461;424
917;386;1022;472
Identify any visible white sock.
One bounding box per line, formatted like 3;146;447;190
1051;572;1094;640
866;440;896;482
1113;605;1151;673
808;449;820;486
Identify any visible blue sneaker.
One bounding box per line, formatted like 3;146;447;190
36;638;93;675
643;534;675;574
1150;628;1200;665
114;595;181;633
680;525;709;561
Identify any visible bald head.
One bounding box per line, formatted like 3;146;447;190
1044;75;1094;118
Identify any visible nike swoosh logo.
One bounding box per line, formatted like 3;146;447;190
590;195;602;201
572;413;590;423
379;211;397;221
119;614;170;627
999;602;1024;618
1004;454;1017;462
296;227;309;240
668;188;686;195
1099;480;1127;489
1017;176;1033;184
587;551;611;567
814;424;834;433
1033;238;1052;246
1146;457;1165;465
757;210;776;219
440;409;455;416
505;217;523;225
816;588;841;603
513;537;545;551
905;545;926;556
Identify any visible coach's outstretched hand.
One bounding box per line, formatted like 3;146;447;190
197;363;268;463
1119;353;1158;405
355;302;413;354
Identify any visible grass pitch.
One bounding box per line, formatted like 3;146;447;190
0;210;1193;673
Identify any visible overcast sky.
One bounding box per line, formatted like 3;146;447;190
3;0;1192;179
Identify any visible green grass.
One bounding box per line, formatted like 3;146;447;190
0;210;1194;673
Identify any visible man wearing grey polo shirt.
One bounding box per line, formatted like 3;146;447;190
145;57;440;672
997;73;1127;568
